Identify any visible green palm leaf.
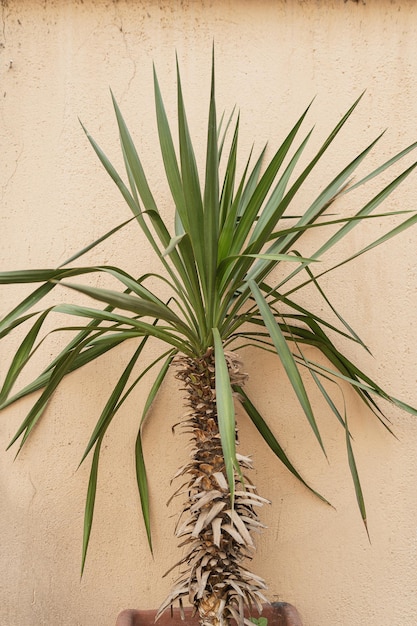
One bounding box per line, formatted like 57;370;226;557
249;280;326;454
213;328;240;500
234;386;330;505
135;351;175;551
81;435;103;575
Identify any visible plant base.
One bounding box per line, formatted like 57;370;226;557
116;603;303;626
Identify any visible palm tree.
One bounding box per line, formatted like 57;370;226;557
1;56;417;626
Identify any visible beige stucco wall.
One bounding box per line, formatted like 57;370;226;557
1;1;417;625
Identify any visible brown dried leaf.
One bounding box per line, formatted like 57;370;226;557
196;569;210;599
192;508;211;538
239;515;266;529
235;491;271;504
211;517;222;547
202;500;226;529
212;471;228;491
222;523;245;544
225;509;255;548
190;490;223;512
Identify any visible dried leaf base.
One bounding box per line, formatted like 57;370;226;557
116;603;303;626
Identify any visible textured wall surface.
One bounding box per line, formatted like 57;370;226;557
1;1;417;625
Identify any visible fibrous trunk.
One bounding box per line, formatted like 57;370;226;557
157;349;269;626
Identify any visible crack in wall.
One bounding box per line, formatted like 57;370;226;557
0;1;22;203
112;0;137;100
1;143;24;204
27;472;38;510
1;0;7;48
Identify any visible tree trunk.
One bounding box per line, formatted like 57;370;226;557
157;349;269;626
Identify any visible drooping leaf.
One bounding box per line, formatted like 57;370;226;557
248;280;326;455
344;410;369;538
213;328;239;500
234;386;330;505
81;435;103;575
0;310;51;404
135;351;175;551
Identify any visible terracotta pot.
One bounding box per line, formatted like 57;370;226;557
116;603;303;626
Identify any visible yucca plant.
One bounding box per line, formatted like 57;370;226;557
1;55;417;626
